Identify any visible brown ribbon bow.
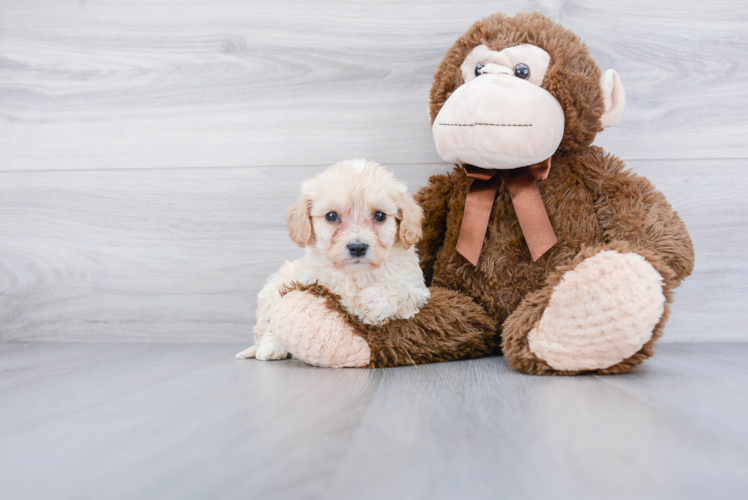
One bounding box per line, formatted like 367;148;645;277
455;158;557;265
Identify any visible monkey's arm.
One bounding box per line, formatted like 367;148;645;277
587;150;694;284
271;283;496;368
414;171;455;286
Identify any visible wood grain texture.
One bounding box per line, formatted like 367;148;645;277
0;1;746;344
1;0;747;171
0;159;745;343
1;342;746;499
0;163;445;342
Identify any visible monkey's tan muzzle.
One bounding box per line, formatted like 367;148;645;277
432;74;565;265
432;73;564;168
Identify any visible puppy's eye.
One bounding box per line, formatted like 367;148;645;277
514;63;530;80
325;212;339;222
373;211;386;222
475;64;485;77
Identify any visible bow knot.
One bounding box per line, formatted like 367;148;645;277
455;158;556;265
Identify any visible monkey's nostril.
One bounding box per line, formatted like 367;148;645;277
347;242;368;257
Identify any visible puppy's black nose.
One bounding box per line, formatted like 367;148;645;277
348;242;368;257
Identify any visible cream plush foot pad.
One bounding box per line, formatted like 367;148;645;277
271;290;371;368
527;250;665;371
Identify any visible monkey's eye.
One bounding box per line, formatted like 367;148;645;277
373;211;386;222
475;64;485;77
325;212;339;222
514;63;530;80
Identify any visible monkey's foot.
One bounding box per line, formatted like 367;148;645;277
272;290;371;368
527;250;666;371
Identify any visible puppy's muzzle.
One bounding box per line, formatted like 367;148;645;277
347;241;368;257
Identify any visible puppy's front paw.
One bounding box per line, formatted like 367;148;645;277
354;287;397;325
235;345;258;359
255;340;290;361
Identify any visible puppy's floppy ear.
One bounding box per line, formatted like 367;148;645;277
397;192;424;248
287;195;314;248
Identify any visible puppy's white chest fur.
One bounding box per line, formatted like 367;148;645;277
236;245;430;362
284;245;429;325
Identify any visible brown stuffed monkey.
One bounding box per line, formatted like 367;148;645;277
270;12;694;375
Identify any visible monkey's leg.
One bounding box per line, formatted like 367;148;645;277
502;242;678;375
271;283;496;368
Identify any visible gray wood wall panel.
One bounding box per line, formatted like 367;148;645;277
1;160;745;343
1;0;747;171
0;0;746;343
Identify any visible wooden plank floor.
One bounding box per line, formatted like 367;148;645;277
1;342;746;499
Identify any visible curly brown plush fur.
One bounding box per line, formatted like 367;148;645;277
282;282;497;368
413;12;694;374
415;145;692;373
367;286;497;367
274;12;694;375
417;148;693;329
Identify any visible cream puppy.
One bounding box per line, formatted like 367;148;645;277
236;159;430;361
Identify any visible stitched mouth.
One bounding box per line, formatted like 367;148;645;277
438;122;533;127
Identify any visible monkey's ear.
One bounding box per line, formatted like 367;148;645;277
397;192;424;249
600;69;626;128
286;196;314;248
